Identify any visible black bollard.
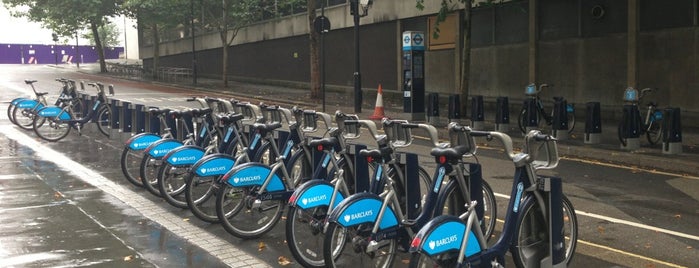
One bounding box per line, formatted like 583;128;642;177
427;93;439;124
523;98;539;131
495;96;510;132
551;97;569;140
448;94;461;121
584;102;602;144
471;95;484;130
662;107;682;154
620;104;641;150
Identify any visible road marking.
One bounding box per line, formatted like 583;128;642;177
561;156;699;180
493;192;699;242
0;126;271;267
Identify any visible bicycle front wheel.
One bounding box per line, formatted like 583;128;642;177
216;184;284;239
646;119;663;145
96;104;112;137
121;147;145;187
511;194;578;268
158;163;190;208
139;154;163;197
33;116;71;142
323;222;396;268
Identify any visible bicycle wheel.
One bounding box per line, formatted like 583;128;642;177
120;147;145;187
323;222;396;268
32;116;71;142
7;102;17;124
389;166;432;217
511;194;578;268
438;180;497;240
184;173;221;223
13;106;37;130
216;184;284;239
646;118;663;145
567;108;576;134
158;163;190;208
408;251;458;268
617;121;627;147
96;104;112;137
139;154;163;197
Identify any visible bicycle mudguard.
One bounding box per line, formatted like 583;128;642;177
163;145;205;166
143;139;183;158
125;133;161;150
326;192;398;229
410;215;481;258
16;99;43;109
11;97;29;106
36;106;70;120
191;153;236;177
221;162;285;192
288;180;344;210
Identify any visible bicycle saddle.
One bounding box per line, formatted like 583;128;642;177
149;108;171;116
309;137;341;152
430;145;472;163
358;146;394;161
192;107;213;117
24;79;38;84
251;122;282;137
169;109;186;119
219;113;245;125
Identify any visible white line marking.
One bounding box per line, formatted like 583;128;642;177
562;156;699;180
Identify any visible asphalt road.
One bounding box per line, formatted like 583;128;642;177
1;64;698;267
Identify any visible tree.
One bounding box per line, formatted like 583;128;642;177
4;0;124;73
83;20;121;47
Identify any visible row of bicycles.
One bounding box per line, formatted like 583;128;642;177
8;78;113;142
114;95;578;267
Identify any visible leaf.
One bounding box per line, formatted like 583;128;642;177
182;218;190;222
124;255;133;261
673;214;681;219
597;226;605;234
277;256;292;266
54;191;63;199
258;241;266;251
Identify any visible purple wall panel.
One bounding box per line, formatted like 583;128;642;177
0;43;123;64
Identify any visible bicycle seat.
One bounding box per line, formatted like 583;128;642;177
36;92;49;97
169;110;186;119
359;146;393;160
251;122;282;137
192;107;213;117
219;113;245;125
24;79;38;84
309;137;341;152
430;145;471;163
149;108;171;116
647;101;657;107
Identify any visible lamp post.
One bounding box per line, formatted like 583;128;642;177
350;0;372;113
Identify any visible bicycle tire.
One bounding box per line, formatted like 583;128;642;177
7;102;17;124
438;179;497;240
511;194;578;268
646;118;663;145
285;158;351;268
139;154;163;197
32;115;71;142
120;147;145;187
323;222;396;268
157;162;190;209
567;110;576;134
96;104;112;137
184;173;221;223
216;184;285;239
13;105;37;130
408;251;458;268
617;121;627;147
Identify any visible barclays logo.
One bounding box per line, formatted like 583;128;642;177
200;166;227;174
428;234;458;250
172;156;196;162
301;194;327;206
343;210;373;223
232;175;262;184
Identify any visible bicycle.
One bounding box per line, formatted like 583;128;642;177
10;79;85;130
31;82;113;142
321;121;496;268
408;130;578;268
518;83;575;134
618;87;663;146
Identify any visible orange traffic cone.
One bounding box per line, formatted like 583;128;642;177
369;84;386;120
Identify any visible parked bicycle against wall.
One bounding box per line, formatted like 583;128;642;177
518;83;575;134
618;87;663;146
408;130;578;268
31;82;113;142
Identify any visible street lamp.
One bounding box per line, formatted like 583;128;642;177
350;0;373;113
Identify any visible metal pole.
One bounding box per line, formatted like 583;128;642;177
191;0;198;85
124;16;128;60
352;0;362;113
75;31;80;69
321;1;326;112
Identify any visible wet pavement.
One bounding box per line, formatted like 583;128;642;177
1;64;698;267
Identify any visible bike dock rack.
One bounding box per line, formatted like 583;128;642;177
470;95;485;130
539;176;567;268
448;94;461;122
427;93;439;125
551;97;569;140
523;98;539;133
397;152;421;219
620;104;641;150
495;96;510;132
662;107;682;154
349;144;370;193
584;102;601;144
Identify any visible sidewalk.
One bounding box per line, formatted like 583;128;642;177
88;65;699;177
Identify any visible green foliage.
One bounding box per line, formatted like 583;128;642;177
82;21;121;47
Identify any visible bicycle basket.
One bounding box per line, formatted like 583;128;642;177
448;126;477;156
529;139;559;170
525;84;537;96
384;120;412;148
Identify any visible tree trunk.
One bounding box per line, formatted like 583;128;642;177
459;3;472;118
152;23;160;80
308;0;320;99
221;0;229;88
91;21;107;73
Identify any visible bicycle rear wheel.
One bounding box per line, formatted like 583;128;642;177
408;251;458;268
7;103;17;124
323;222;396;268
33;116;71;142
518;109;541;133
511;194;578;268
121;147;145;187
216;184;285;239
567;109;576;134
158;163;190;208
184;173;220;223
139;154;163;197
13;106;37;130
